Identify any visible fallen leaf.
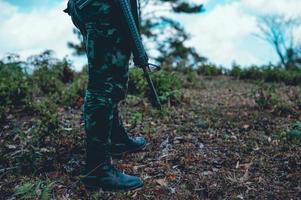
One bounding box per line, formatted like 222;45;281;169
156;179;168;187
167;174;177;181
243;124;250;129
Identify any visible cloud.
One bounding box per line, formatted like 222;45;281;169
181;0;301;67
0;1;18;20
241;0;301;16
0;0;85;69
180;2;263;67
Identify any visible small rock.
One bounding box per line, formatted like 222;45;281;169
6;144;17;150
202;171;213;176
169;187;176;194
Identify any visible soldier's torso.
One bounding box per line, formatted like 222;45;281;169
70;0;138;22
73;0;116;24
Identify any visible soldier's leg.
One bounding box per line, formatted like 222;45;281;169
111;106;128;143
111;106;146;156
66;0;143;191
81;21;143;191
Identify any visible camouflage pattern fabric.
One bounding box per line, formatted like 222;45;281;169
67;0;131;160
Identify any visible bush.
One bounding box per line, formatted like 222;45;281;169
60;74;87;107
0;61;31;122
196;64;223;76
0;52;82;123
28;51;75;95
13;98;61;172
251;83;279;110
0;62;30;106
32;62;74;95
31;98;60;138
229;65;301;85
185;70;198;83
158;65;199;88
279;121;301;146
151;69;183;104
173;65;194;75
288;121;301;141
15;180;54;200
128;68;148;96
128;68;183;105
235;66;265;80
229;65;243;79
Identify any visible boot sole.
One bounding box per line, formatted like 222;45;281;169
81;180;144;192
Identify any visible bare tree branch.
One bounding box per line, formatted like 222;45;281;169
255;14;301;69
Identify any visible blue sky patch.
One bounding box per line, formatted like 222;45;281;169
4;0;61;11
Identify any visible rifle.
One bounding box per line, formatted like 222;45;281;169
115;0;162;110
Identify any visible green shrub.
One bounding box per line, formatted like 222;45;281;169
14;98;60;172
128;68;183;105
29;51;75;95
152;71;182;104
229;65;243;79
0;61;31;122
186;70;198;82
32;62;73;95
60;74;87;107
131;111;144;125
173;65;194;75
229;65;301;85
281;70;301;85
275;103;297;116
151;70;182;94
241;66;265;80
15;180;54;200
15;181;36;200
31;99;60;139
279;121;301;146
128;68;148;96
29;98;59;135
288;121;301;141
0;62;30;105
196;64;223;76
251;83;279;110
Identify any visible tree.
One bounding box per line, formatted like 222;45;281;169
67;29;85;57
68;0;206;68
256;14;301;70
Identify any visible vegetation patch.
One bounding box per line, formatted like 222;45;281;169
128;68;183;105
229;65;301;85
15;180;55;200
279;121;301;146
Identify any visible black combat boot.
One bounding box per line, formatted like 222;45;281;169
81;139;144;191
111;107;146;156
81;95;143;191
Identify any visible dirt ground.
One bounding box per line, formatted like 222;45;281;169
1;76;301;199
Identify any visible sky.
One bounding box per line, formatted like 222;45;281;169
0;0;301;69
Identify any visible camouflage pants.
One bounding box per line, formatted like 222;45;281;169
67;0;131;152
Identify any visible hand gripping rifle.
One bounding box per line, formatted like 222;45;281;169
114;0;162;109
